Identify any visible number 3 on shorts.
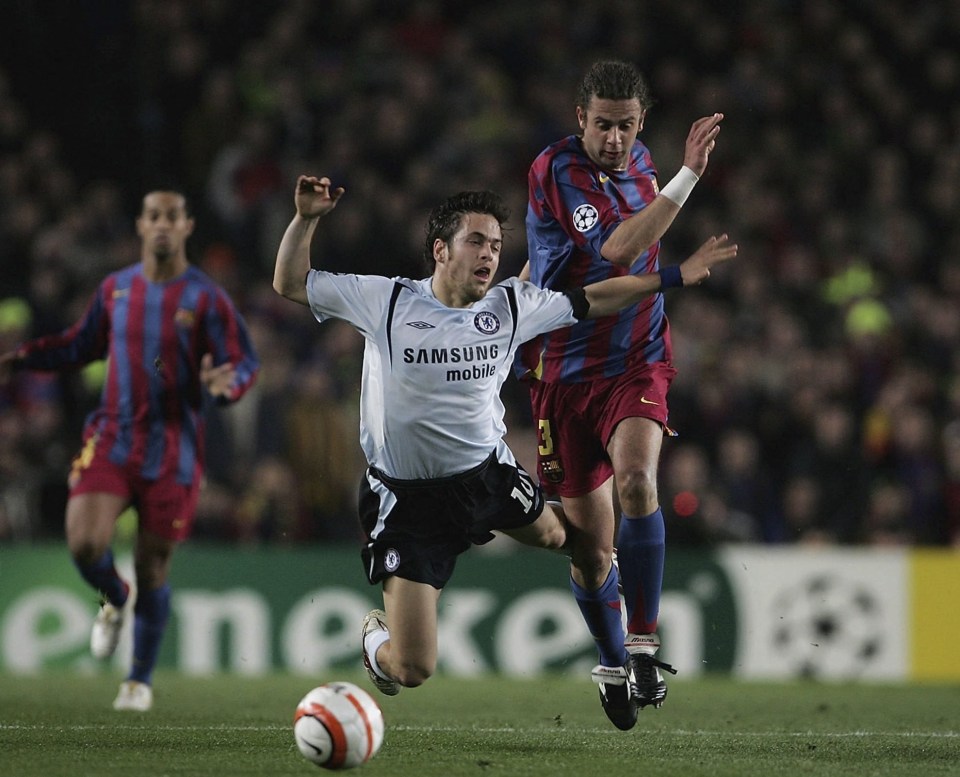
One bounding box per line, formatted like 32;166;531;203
537;419;554;457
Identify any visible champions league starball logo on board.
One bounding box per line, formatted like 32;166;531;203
771;574;884;679
572;203;599;232
474;311;500;334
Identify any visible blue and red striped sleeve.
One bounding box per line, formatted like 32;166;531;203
17;281;111;369
198;284;259;404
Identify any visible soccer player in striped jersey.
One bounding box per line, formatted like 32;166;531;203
516;60;724;729
0;190;259;710
273;174;734;697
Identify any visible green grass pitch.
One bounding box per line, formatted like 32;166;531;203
1;671;957;777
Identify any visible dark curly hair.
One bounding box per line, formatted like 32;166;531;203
576;60;652;112
422;190;510;274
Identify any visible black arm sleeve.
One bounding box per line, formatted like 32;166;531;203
564;287;590;320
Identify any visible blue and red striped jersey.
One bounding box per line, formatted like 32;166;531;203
518;134;673;383
18;264;259;484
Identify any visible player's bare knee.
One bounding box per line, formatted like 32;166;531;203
541;524;566;551
394;661;434;688
538;508;567;550
133;543;174;589
571;546;614;588
616;469;658;515
69;538;108;566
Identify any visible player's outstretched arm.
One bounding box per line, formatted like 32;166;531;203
600;113;723;268
273;175;345;306
583;233;737;319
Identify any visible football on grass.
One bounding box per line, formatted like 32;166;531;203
293;682;385;769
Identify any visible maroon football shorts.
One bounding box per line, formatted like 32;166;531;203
68;433;201;542
527;361;677;498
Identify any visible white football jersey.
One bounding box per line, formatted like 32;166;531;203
305;272;578;479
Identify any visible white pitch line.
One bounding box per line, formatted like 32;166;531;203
0;723;957;739
391;726;959;738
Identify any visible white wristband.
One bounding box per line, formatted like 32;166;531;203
659;166;700;207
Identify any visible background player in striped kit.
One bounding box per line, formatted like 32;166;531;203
517;59;723;729
0;190;259;710
273;174;735;699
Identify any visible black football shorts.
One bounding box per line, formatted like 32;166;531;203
359;449;544;589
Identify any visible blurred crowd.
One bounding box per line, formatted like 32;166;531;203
1;0;959;547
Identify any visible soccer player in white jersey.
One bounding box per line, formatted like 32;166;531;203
273;175;736;699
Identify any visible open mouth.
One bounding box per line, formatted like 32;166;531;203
474;267;491;281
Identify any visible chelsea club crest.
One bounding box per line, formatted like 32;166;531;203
474;311;500;334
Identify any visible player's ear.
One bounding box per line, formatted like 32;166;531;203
576;105;586;131
433;238;447;264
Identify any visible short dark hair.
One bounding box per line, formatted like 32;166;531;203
423;191;510;273
576;60;652;112
141;188;191;216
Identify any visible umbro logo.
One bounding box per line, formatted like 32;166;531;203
406;321;435;329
